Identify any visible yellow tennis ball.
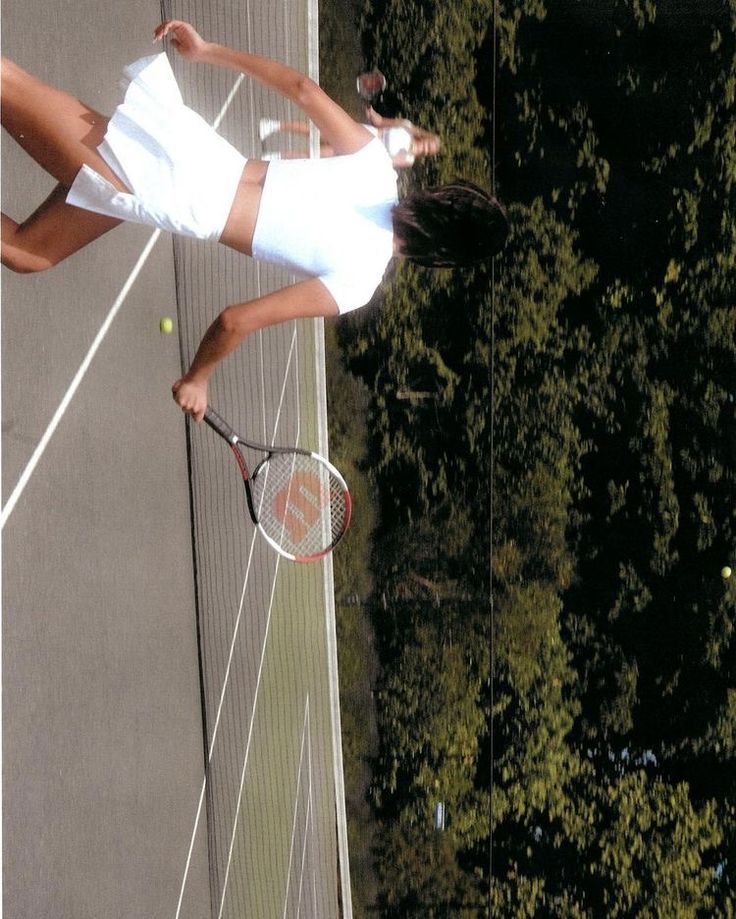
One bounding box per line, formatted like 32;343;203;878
160;317;174;334
722;566;732;580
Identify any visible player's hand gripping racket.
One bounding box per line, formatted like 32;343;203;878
203;406;352;563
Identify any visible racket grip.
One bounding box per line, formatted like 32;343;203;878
204;406;238;444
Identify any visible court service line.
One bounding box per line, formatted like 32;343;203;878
1;66;248;533
296;777;313;919
310;708;318;919
297;701;315;919
215;555;283;919
283;695;311;919
0;229;161;531
212;74;245;131
259;324;302;446
173;523;260;919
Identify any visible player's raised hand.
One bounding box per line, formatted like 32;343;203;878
154;21;208;62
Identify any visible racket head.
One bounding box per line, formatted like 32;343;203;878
248;449;352;563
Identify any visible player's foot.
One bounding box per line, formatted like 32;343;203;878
259;117;281;141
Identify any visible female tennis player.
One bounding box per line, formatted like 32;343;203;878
259;108;441;169
1;20;508;422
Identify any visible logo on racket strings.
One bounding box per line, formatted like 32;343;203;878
272;472;329;543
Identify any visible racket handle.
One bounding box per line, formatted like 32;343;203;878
204;406;239;444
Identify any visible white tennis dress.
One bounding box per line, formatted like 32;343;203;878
68;54;399;313
67;54;246;241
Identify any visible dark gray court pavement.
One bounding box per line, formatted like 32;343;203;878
2;1;348;917
2;1;211;916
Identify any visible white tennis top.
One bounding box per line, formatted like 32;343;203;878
367;124;413;159
252;137;399;313
66;55;399;313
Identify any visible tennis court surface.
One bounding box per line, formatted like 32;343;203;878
2;0;352;916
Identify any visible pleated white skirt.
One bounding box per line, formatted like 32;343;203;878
67;54;246;241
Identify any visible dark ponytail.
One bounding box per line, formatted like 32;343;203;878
391;180;508;268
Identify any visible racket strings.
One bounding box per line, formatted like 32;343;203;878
251;452;349;557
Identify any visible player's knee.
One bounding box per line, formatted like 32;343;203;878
0;59;32;115
1;247;56;273
0;58;23;92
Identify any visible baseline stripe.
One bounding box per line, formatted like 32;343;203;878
0;230;161;530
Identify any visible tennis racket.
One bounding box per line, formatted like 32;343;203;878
203;406;352;563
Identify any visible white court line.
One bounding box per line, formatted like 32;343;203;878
215;555;282;919
0;230;161;530
297;701;315;919
173;524;259;919
212;74;245;131
282;695;311;919
1;63;248;533
295;770;313;919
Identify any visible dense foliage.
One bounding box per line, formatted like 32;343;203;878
329;0;736;914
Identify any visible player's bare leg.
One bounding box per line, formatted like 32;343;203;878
1;58;126;271
1;185;122;273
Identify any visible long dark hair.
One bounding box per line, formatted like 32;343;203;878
391;180;508;268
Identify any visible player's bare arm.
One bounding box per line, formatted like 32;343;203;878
172;278;339;421
154;20;371;155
